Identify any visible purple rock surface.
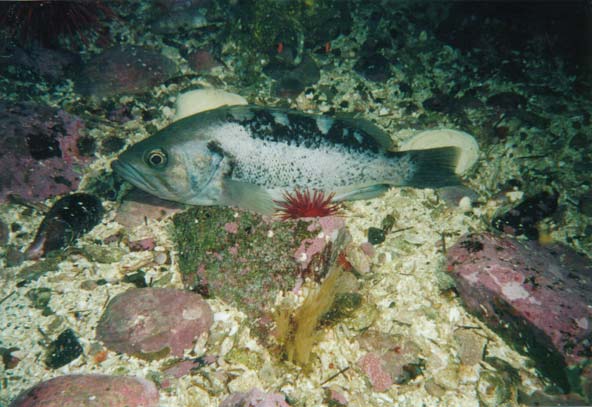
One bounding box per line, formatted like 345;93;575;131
0;46;80;81
0;102;90;203
187;49;220;72
357;331;423;392
446;232;592;396
220;388;290;407
96;288;212;359
9;374;159;407
75;46;177;98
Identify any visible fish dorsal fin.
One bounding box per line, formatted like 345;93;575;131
220;179;276;215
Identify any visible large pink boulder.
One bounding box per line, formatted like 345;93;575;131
96;288;212;359
9;374;159;407
447;232;592;398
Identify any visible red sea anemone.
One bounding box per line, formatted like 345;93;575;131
0;0;115;48
274;188;341;220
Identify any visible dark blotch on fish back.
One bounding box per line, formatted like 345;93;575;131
232;106;385;153
25;193;103;259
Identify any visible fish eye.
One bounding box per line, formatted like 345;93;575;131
144;148;168;168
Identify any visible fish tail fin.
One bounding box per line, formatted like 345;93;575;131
392;147;462;188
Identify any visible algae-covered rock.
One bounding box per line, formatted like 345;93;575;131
172;207;319;325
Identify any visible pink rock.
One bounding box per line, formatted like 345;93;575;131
326;389;348;406
1;45;79;81
447;232;592;397
115;189;184;228
224;222;239;234
187;49;220;72
96;288;212;359
162;359;201;379
9;374;159;407
75;46;176;98
357;332;424;391
293;216;346;269
220;388;290;407
359;242;375;258
358;352;393;392
0;102;91;203
128;237;156;252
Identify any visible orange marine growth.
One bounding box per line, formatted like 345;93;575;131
274;188;341;220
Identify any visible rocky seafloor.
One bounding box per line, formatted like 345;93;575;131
1;0;591;406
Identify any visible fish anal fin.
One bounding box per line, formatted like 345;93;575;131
333;184;390;201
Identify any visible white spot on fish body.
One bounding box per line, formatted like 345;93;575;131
316;116;333;135
353;131;363;144
272;112;290;127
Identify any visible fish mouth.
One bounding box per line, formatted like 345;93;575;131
111;159;160;194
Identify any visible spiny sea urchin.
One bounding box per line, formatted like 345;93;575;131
0;0;115;48
274;188;341;220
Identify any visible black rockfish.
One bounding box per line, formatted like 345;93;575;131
112;105;460;214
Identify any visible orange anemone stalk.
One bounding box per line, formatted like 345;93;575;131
274;188;341;220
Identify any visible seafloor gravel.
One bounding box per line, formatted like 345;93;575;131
0;1;591;406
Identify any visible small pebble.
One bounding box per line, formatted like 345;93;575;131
26;287;52;310
0;220;8;246
578;190;592;217
80;280;99;290
153;251;169;265
128;237;156;251
45;328;83;369
122;271;148;288
367;227;385;245
1;347;22;369
458;196;472;212
6;246;24;267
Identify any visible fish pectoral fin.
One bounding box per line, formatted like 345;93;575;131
221;179;276;215
333;184;390;201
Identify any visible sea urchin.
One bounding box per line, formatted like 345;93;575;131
274;188;341;220
0;0;115;48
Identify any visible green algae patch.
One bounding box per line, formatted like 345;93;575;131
172;207;317;331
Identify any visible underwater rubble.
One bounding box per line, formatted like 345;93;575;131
1;0;592;406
